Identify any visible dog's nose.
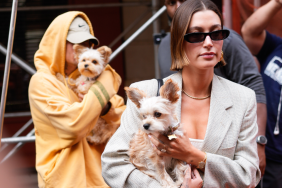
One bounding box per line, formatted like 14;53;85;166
84;64;89;68
143;123;150;130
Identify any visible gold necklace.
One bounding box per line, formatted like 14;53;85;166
182;89;211;100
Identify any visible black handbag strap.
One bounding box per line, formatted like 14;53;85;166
156;79;164;96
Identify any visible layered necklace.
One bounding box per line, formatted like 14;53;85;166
182;89;211;100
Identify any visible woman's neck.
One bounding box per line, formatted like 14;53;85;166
181;66;213;97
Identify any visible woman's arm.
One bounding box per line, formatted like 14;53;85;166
241;0;282;55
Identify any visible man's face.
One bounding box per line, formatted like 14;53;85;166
165;0;186;19
65;40;91;66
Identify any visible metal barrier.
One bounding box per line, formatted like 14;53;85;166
0;44;36;75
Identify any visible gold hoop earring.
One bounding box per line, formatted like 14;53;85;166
220;51;224;61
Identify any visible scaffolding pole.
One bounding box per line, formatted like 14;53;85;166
223;0;232;29
1;129;35;164
254;0;261;10
109;5;166;62
152;0;161;79
109;8;151;48
0;2;151;12
4;112;31;118
1;135;35;144
0;0;18;148
0;44;36;75
0;119;33;152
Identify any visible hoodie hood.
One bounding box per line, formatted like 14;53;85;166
34;11;95;76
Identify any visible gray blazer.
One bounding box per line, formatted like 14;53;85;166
101;72;261;188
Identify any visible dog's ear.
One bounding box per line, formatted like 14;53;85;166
125;87;147;108
73;44;88;62
160;79;180;104
97;46;112;64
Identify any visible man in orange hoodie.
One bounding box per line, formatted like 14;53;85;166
29;11;125;188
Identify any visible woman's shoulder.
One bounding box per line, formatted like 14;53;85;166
216;75;256;99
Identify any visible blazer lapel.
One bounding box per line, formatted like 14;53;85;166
201;75;233;153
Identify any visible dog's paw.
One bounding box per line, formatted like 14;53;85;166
86;136;105;145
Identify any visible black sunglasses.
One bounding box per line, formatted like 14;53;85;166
184;29;230;43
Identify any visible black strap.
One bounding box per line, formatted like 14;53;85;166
156;79;164;96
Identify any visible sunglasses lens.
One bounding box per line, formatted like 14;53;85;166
210;30;229;41
185;33;205;43
184;30;230;43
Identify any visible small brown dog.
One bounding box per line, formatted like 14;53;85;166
57;44;118;145
125;79;187;188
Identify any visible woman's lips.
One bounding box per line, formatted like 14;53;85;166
200;52;216;59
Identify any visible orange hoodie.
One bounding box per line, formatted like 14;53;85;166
28;11;126;188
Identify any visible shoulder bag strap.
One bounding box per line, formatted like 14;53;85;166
156;79;164;96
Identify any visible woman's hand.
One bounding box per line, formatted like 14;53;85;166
148;131;205;166
181;165;203;188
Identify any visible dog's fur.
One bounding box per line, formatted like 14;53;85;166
125;79;187;188
57;44;118;145
57;44;111;96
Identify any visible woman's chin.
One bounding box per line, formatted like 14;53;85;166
197;61;218;69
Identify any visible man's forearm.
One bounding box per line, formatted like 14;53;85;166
242;0;282;37
256;103;267;176
256;103;267;137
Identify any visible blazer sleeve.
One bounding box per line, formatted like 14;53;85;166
203;91;261;188
101;83;163;188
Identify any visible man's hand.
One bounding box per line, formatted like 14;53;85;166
257;144;266;177
275;0;282;5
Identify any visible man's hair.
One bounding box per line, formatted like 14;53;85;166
170;0;226;71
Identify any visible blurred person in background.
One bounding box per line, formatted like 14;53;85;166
28;11;125;188
158;0;267;178
242;0;282;187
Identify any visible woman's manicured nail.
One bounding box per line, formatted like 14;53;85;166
148;135;151;138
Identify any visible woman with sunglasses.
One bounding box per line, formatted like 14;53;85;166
101;0;260;187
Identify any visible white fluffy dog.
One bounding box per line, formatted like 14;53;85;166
57;44;118;145
125;79;187;188
57;44;111;96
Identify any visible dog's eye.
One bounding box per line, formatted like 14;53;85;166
154;112;161;117
92;60;97;64
143;115;146;119
82;59;86;62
